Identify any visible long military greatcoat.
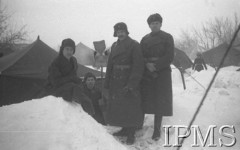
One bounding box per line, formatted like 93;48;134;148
140;30;174;116
104;36;144;127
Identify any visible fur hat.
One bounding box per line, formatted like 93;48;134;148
60;38;76;55
113;22;129;37
147;13;163;25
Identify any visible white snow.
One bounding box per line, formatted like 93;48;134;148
0;66;240;150
0;97;127;150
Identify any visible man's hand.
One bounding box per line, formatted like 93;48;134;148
146;63;156;72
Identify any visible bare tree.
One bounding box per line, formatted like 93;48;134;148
176;13;240;59
175;29;198;59
0;1;27;49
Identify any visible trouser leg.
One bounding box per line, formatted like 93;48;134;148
93;106;106;125
72;86;95;115
126;127;136;145
152;115;162;140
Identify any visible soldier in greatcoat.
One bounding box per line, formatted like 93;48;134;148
140;13;174;141
104;22;144;145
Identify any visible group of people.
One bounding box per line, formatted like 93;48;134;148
44;13;174;145
45;38;105;124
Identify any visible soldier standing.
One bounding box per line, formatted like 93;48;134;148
104;22;144;145
140;13;174;141
192;52;207;72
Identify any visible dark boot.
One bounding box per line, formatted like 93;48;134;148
126;127;136;145
152;115;162;141
113;127;128;137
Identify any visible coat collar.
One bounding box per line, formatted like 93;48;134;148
57;55;78;71
150;30;161;36
111;36;131;58
116;36;130;44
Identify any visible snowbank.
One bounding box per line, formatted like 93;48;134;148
0;66;239;150
184;66;240;91
0;96;126;150
131;66;240;150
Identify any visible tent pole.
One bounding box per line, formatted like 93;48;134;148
179;68;186;90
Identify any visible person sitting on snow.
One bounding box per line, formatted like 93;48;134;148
192;52;207;72
46;38;94;115
83;72;106;125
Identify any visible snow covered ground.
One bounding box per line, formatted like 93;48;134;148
0;66;239;150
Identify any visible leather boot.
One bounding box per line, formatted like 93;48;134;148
126;127;136;145
152;115;162;141
113;127;128;137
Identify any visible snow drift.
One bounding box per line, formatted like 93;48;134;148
0;96;126;150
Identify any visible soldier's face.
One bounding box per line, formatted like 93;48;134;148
116;30;127;40
149;21;162;32
86;77;96;89
63;46;74;59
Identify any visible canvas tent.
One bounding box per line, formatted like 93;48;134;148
0;37;103;106
172;48;193;70
0;46;14;57
202;42;240;68
0;43;29;57
74;42;95;66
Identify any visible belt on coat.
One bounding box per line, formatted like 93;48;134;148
113;65;130;70
145;57;159;62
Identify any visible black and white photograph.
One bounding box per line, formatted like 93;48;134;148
0;0;240;149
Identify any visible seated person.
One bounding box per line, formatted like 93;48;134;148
83;72;106;125
46;38;94;115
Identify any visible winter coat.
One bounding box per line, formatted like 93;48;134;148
140;30;174;116
192;57;207;72
104;36;144;127
83;85;105;125
46;55;94;115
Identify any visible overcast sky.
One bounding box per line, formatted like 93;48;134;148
2;0;240;50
